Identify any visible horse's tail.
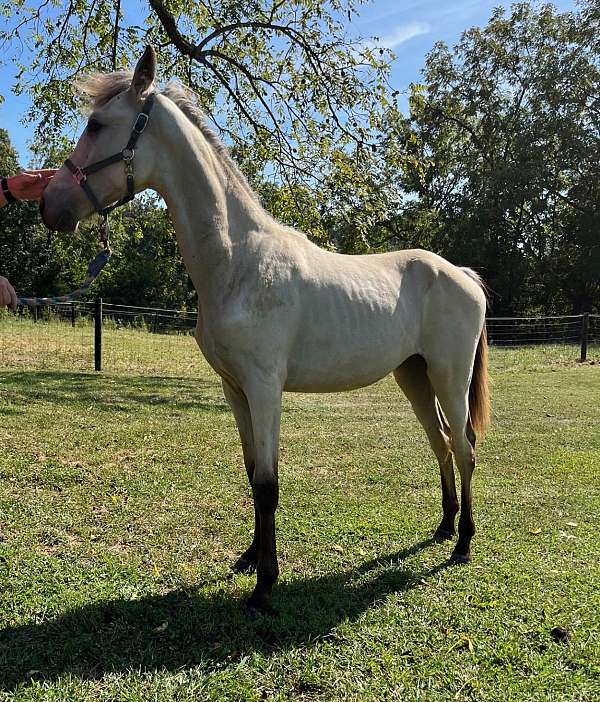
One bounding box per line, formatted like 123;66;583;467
459;267;491;438
469;325;490;437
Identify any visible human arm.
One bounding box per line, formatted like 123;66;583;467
0;169;57;207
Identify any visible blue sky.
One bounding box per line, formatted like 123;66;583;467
0;0;578;166
353;0;577;94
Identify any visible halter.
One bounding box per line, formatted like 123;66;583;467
64;92;156;250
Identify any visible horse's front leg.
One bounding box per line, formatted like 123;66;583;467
222;379;259;573
243;381;282;614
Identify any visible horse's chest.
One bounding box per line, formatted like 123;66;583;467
193;310;263;380
194;318;231;375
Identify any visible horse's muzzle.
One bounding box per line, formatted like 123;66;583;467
40;198;77;233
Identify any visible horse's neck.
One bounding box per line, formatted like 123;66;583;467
153;107;267;300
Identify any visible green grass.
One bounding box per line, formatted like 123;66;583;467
0;314;204;376
0;322;599;701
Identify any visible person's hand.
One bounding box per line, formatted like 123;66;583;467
6;169;57;201
0;276;17;310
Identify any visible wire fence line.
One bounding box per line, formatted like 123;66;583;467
0;300;203;377
486;315;591;347
0;299;598;376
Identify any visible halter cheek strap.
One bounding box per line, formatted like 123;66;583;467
64;92;156;245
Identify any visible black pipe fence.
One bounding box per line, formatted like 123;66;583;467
0;299;598;375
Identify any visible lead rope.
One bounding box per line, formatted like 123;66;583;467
17;233;112;307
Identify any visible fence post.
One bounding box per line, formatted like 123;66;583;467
94;297;103;371
71;302;76;328
580;313;589;362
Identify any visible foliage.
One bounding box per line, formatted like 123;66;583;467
394;1;600;314
0;128;56;295
0;128;194;307
0;0;393;191
96;198;196;309
0;2;598;315
302;1;600;313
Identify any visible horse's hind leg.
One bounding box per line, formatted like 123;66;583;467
222;379;259;573
394;355;458;540
426;364;477;563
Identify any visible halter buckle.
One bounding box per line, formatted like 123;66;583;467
99;216;110;246
133;112;149;134
122;147;134;163
71;167;87;185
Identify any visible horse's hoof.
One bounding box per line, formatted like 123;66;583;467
232;555;256;574
433;527;455;541
243;603;262;619
450;551;472;565
243;598;275;618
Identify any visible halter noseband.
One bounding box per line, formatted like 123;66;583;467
64;92;156;248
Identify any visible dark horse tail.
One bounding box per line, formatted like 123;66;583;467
460;267;491;438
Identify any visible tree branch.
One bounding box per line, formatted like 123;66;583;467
147;0;199;58
112;0;121;71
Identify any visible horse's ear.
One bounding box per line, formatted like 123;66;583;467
130;46;156;97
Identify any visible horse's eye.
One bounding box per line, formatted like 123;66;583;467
87;118;103;133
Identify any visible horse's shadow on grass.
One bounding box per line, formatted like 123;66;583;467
0;539;451;690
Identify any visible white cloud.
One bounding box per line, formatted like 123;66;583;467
372;21;431;50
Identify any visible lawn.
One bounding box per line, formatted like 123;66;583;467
0;321;599;701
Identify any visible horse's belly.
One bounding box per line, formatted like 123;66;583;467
283;282;419;391
284;329;412;392
284;367;392;393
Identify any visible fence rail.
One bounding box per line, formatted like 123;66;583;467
0;300;598;375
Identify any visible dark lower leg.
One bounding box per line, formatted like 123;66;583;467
246;479;279;612
434;456;459;539
234;462;260;573
452;431;476;561
452;478;475;562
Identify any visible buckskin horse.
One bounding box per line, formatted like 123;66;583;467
41;47;490;614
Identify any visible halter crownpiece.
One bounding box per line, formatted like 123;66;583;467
64;92;156;249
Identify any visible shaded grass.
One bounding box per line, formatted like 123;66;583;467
0;331;599;700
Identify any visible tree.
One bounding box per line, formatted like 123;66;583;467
2;1;598;315
0;0;393;194
0;128;55;296
392;1;600;314
95;197;196;309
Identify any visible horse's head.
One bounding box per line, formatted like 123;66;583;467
41;47;157;232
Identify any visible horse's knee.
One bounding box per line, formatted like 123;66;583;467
434;432;453;464
453;433;475;473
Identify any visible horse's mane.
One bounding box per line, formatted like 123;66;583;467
75;71;262;206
